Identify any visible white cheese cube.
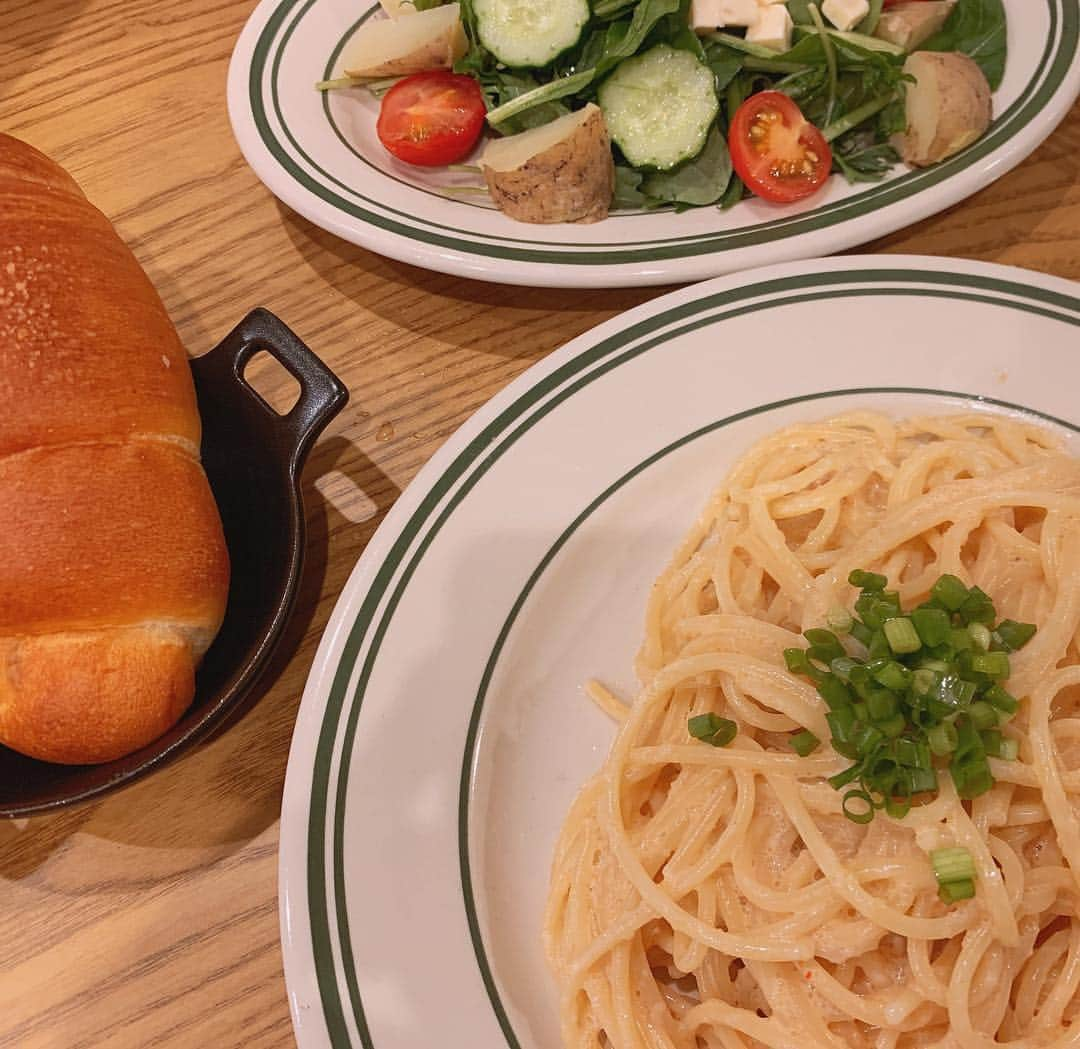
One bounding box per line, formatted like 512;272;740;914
822;0;870;31
746;4;793;49
690;0;760;32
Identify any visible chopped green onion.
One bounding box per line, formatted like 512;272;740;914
688;714;738;747
831;656;860;681
911;668;938;697
939;878;976;904
849;621;873;646
906;766;938;793
959;586;996;625
849;569;887;591
968;651;1011;679
829;762;865;790
912;607;951;647
817;675;853;710
876;713;907;738
931;846;976;884
872;661;910;692
784;648;811;674
968;701;998;731
996;620;1037;652
997;737;1019;761
984;684;1019;715
949;628;974;653
790;730;821;757
968;623;993;652
980;728;1004;757
827;607;854;635
842;789;875;824
931;574;970;611
884;617;922;655
866;690;899;720
927;720;959;756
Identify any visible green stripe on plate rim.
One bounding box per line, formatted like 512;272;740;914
250;0;1077;261
300;268;1080;1048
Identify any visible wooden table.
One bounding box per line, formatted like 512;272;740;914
0;1;1077;1045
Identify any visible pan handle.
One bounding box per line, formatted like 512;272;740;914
190;307;349;475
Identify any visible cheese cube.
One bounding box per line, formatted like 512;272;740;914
690;0;760;31
822;0;870;31
746;4;793;49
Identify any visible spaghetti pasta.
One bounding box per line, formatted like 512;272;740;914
543;412;1080;1049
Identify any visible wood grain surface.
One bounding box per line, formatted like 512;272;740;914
0;1;1077;1046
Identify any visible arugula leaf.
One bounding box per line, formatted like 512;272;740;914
575;0;683;79
641;125;733;206
921;0;1007;90
832;135;901;183
476;71;572;132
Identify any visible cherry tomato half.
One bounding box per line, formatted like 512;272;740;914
728;91;832;204
376;71;486;167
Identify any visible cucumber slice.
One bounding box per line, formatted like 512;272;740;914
598;45;720;171
473;0;590;68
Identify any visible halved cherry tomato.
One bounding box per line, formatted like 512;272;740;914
728;91;832;204
376;71;486;167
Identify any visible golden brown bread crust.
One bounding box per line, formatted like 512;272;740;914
0;143;201;458
0;442;229;650
0;629;195;764
0;134;229;764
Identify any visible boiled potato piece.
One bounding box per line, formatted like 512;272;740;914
875;1;955;50
480;105;614;224
895;51;991;167
343;4;466;78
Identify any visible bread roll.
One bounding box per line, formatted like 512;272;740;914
0;134;230;764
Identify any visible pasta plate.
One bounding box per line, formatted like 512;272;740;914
278;256;1080;1047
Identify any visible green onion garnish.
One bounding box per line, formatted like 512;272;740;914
827;607;854;635
996;619;1037;652
783;570;1036;821
842;789;875;824
688;713;738;747
848;569;887;591
790;730;821;756
939;878;976;903
931;574;970;611
927;720;958;756
884;617;921;655
931;846;976;883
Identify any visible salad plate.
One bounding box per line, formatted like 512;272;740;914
227;0;1079;288
277;255;1080;1048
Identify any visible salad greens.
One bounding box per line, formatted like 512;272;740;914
374;0;1006;212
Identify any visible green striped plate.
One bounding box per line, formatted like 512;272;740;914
227;0;1079;287
277;256;1080;1047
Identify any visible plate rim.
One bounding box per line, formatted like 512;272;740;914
278;255;1080;1048
227;0;1080;287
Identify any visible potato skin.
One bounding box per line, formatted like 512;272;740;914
897;51;992;167
482;109;614;224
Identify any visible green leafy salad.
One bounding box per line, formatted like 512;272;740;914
323;0;1007;222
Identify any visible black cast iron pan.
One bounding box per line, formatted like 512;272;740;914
0;308;348;818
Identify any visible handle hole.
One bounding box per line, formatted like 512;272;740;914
242;350;302;415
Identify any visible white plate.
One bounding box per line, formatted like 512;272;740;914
278;255;1080;1048
226;1;1080;288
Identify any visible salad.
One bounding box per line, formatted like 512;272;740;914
319;0;1006;224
